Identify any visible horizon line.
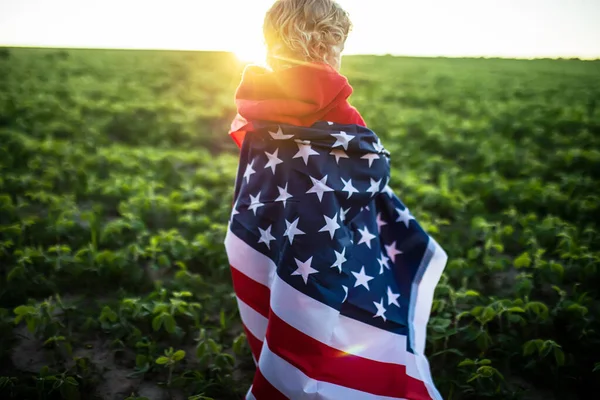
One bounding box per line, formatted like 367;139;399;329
1;44;599;61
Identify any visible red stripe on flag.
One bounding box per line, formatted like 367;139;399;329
242;323;264;362
251;367;288;400
265;307;432;399
230;266;270;318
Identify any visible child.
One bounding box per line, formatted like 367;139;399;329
225;1;447;399
228;0;365;148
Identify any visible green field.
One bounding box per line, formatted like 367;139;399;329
0;47;599;400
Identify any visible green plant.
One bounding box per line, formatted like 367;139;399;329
522;339;565;367
156;347;186;388
457;358;505;397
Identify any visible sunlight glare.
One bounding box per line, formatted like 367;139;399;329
229;3;270;67
233;42;268;66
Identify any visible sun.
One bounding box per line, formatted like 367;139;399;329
232;41;268;66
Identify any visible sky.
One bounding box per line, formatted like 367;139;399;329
0;0;599;62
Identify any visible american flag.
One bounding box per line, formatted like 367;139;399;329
225;120;447;400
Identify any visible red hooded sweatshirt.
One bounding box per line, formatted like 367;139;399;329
228;62;366;148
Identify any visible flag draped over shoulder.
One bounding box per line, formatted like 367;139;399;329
224;119;447;400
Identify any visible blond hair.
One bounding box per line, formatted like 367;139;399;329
263;0;352;69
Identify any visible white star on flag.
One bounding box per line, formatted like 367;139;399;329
292;256;318;284
357;225;376;249
352;266;374;290
342;285;348;302
361;153;380;167
340;207;350;223
395;207;414;228
366;178;382;197
319;212;341;239
341;177;359;199
264;149;283;174
376;212;387;232
330;247;347;273
373;298;387;321
293;140;319;165
258;225;276;249
331;131;355;150
248;191;264;215
283;217;305;244
385;241;403;263
269;126;294;140
330;149;349;164
275;183;293;207
387;287;400;307
307;175;334;202
377;253;390;274
373;139;384;153
243;160;256;183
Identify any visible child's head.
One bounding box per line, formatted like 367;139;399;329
263;0;352;71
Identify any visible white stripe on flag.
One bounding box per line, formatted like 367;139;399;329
407;237;447;400
245;385;256;400
236;297;268;341
409;238;448;355
225;227;276;287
